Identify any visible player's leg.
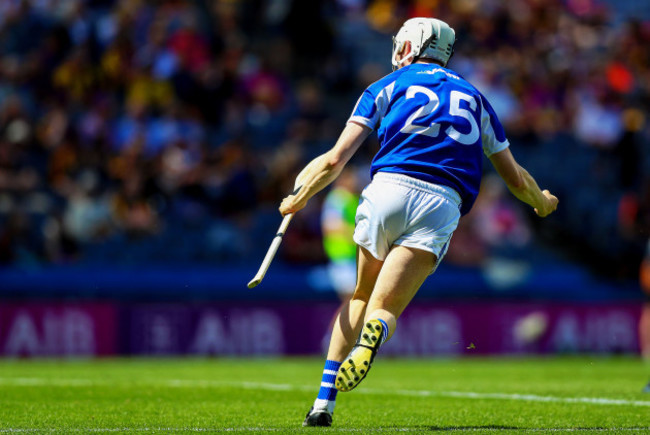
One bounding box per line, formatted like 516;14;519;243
641;302;650;361
336;245;436;392
639;250;650;392
640;298;650;392
320;259;357;353
364;245;436;336
328;246;383;360
303;246;383;427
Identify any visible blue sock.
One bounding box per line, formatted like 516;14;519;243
377;318;389;345
313;360;340;413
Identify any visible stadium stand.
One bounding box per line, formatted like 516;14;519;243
0;0;648;300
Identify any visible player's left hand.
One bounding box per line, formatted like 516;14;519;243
279;195;306;216
534;190;558;217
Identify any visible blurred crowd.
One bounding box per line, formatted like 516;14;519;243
0;0;649;279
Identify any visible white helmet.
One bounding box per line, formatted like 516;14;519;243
391;17;456;70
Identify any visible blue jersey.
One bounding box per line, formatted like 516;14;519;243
349;63;509;215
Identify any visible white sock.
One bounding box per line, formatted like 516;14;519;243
313;398;336;413
312;360;341;414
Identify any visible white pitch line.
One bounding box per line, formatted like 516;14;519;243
388;389;650;407
163;379;650;408
0;378;95;387
1;377;649;408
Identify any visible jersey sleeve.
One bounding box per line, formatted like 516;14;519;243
348;80;396;131
479;93;510;157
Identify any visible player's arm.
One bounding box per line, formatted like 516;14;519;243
279;122;371;216
488;147;558;217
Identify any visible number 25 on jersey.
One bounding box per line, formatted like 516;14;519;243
400;87;479;145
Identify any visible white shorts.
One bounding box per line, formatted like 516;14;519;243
353;172;461;273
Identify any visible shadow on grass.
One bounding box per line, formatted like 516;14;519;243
395;426;520;431
377;426;650;432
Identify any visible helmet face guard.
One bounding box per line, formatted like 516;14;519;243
391;18;456;71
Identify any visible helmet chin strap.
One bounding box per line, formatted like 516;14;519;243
392;44;415;71
399;51;415;66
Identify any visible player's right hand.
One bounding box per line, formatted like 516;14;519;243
279;194;306;216
534;190;558;218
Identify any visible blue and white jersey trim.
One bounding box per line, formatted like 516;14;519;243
349;81;396;130
480;95;510;157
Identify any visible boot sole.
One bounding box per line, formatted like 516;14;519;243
335;320;383;392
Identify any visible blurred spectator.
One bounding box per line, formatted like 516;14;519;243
446;174;533;289
63;169;113;242
472;174;532;255
321;167;361;297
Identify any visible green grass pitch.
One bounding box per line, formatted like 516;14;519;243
0;357;649;433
